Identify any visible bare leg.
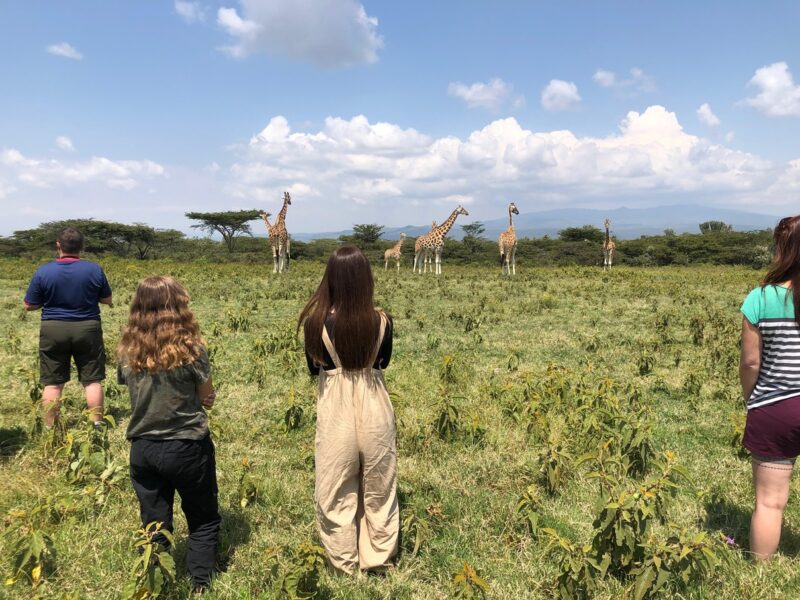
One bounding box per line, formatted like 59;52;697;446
83;382;104;423
42;384;65;427
750;459;793;559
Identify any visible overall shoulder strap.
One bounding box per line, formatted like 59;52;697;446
369;312;388;367
321;325;343;369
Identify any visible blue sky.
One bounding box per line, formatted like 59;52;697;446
1;0;800;235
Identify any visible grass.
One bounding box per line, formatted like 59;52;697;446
0;257;797;598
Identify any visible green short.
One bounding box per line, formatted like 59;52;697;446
39;320;106;386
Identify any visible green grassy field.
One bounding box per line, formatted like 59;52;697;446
0;258;797;599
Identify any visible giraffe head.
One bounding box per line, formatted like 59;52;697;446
456;205;470;217
283;191;292;205
431;220;437;229
259;211;272;218
400;232;407;239
509;202;519;215
604;218;611;229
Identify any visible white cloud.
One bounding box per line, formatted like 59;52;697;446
541;80;581;112
6;107;800;234
0;149;164;191
222;106;788;228
175;1;207;23
741;62;800;117
46;42;83;60
217;0;382;68
593;67;655;93
55;136;75;152
696;103;720;127
725;131;735;143
447;78;524;111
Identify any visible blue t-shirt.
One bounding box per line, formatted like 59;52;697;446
25;258;112;321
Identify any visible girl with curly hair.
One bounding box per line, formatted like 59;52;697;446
117;276;220;592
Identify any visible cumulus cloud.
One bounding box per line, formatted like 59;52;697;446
7;107;800;234
0;149;164;191
696;103;720;127
593;67;655;93
222;106;790;228
55;136;75;152
741;62;800;117
541;80;581;112
217;0;382;68
448;78;525;111
46;42;83;60
175;1;207;23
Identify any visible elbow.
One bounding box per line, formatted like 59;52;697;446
740;360;760;372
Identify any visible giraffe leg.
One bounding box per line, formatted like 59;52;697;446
435;248;442;275
511;246;516;275
396;257;400;272
272;247;279;273
384;258;388;270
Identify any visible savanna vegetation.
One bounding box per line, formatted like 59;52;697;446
0;218;774;268
0;257;793;599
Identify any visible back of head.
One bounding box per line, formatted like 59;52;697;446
300;246;379;369
58;227;84;255
118;276;203;372
764;215;800;324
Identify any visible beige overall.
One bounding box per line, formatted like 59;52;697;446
314;313;399;573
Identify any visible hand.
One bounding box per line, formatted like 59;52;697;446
202;391;216;408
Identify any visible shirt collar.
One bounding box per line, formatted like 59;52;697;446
56;256;80;262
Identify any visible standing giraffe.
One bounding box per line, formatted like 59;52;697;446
499;202;520;275
603;218;616;270
413;206;470;275
263;192;292;273
414;221;438;273
384;233;407;271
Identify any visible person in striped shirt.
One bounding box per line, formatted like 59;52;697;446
740;214;800;559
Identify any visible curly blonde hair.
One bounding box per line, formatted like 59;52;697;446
118;276;204;372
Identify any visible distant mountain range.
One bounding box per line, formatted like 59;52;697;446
289;205;780;242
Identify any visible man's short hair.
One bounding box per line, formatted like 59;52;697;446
57;227;84;254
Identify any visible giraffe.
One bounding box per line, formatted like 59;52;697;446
603;218;616;270
262;192;291;273
384;233;407;271
499;202;520;275
413;221;438;273
413;206;470;275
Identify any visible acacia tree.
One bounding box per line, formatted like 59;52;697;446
558;225;604;243
346;224;385;248
461;222;486;254
699;221;733;234
185;210;261;252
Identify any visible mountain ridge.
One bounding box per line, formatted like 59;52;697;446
288;204;780;242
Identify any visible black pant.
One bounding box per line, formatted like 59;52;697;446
130;436;221;586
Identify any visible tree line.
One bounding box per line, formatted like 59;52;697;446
0;212;774;268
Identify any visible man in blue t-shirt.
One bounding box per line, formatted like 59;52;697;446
24;227;113;427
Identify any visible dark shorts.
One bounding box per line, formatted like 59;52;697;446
39;319;106;386
743;396;800;461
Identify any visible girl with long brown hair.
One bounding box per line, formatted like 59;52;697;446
740;214;800;559
117;276;220;592
299;246;398;573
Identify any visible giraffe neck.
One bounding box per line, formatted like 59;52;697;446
605;226;610;245
435;209;461;239
277;199;289;225
396;237;405;251
509;207;514;229
262;216;272;230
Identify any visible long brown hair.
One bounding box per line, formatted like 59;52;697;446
118;276;204;372
763;215;800;325
299;246;381;369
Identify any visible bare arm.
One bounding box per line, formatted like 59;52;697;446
198;376;216;408
740;316;762;404
99;295;113;307
24;301;41;311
